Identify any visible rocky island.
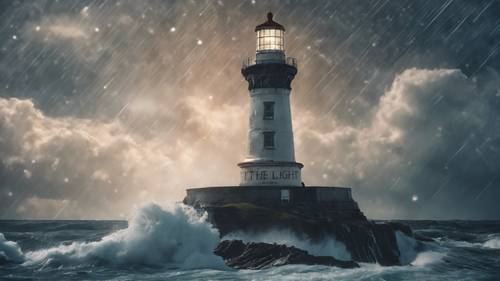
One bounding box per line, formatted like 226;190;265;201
184;186;431;269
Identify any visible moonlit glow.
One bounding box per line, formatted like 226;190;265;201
412;195;419;202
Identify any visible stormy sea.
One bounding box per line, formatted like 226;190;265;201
0;204;499;281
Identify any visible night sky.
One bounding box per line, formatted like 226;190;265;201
0;0;499;219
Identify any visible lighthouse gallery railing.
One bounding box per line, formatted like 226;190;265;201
242;57;297;69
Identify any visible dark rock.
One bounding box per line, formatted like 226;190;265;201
214;240;359;269
386;221;435;242
183;188;434;268
195;203;433;266
414;233;435;242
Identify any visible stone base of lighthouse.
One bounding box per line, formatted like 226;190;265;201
238;161;303;186
184;185;357;213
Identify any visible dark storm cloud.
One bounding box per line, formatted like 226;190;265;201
0;0;499;219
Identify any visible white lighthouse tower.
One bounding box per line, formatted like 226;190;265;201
238;12;303;187
185;12;355;208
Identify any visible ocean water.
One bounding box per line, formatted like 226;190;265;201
0;204;499;281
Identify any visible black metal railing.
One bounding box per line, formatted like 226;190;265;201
242;56;297;69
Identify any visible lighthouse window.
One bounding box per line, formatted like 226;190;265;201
263;102;275;120
263;131;275;149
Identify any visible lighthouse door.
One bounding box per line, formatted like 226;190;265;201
281;189;290;204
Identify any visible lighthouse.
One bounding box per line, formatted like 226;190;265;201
185;12;355;208
238;12;303;187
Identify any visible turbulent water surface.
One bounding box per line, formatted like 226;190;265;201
0;204;499;281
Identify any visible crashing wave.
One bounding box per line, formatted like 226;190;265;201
395;231;419;265
0;233;24;264
395;231;443;266
23;203;226;269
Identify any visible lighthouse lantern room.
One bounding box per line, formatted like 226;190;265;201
256;13;285;52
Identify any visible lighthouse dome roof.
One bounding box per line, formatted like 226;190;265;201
255;12;285;32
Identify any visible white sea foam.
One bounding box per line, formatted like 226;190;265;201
23;203;226;269
223;229;352;261
483;238;500;249
0;233;24;264
411;251;445;266
445;234;500;250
